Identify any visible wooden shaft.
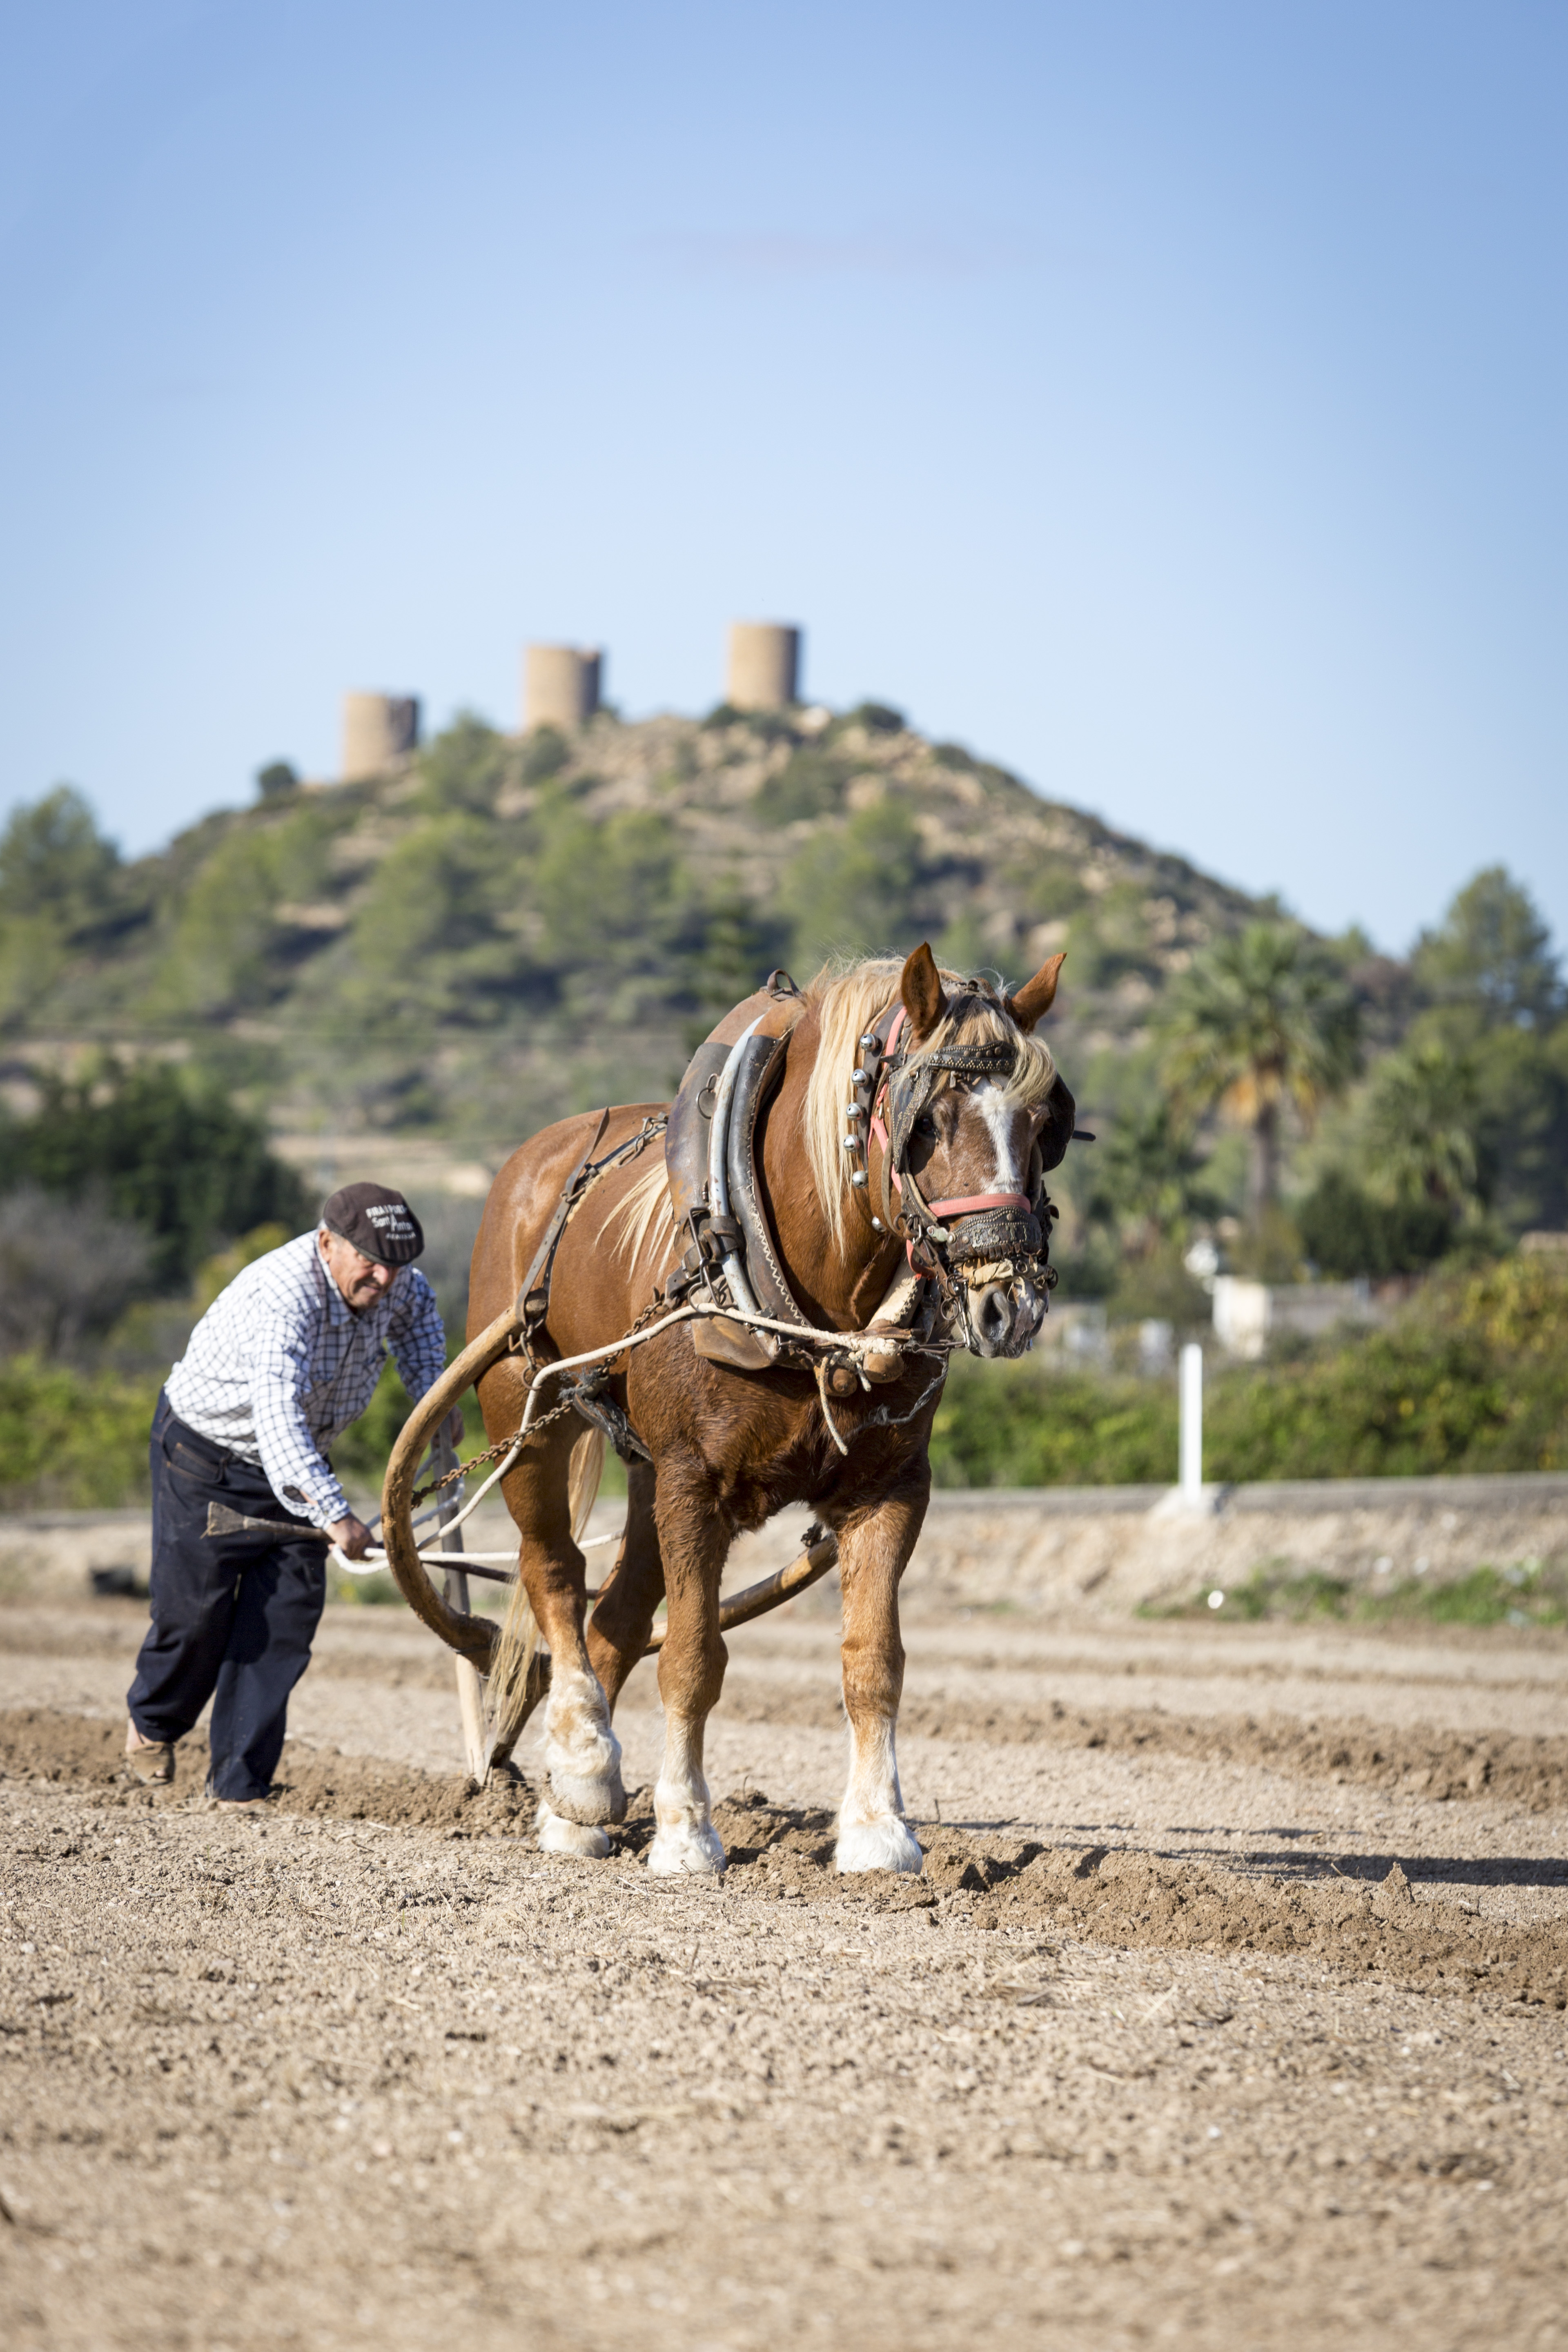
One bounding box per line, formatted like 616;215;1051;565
435;1423;493;1782
379;1306;520;1668
621;1531;838;1657
713;1530;839;1637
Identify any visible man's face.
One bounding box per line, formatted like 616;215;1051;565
318;1228;400;1312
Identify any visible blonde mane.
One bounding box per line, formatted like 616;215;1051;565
802;956;1058;1250
604;1152;677;1274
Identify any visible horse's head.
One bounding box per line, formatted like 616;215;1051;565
803;944;1077;1358
882;943;1074;1358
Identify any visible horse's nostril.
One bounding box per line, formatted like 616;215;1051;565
973;1283;1012;1353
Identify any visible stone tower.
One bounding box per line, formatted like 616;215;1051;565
341;693;420;781
726;622;801;710
523;644;602;732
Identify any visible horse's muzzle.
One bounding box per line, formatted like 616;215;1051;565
966;1272;1046;1360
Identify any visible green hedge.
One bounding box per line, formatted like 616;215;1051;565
4;1258;1565;1509
0;1357;162;1511
931;1255;1568;1487
0;1358;483;1516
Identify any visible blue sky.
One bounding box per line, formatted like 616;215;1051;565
2;1;1563;954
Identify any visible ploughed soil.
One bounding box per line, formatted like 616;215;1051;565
3;1591;1568;2351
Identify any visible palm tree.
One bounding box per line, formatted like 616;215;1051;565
1364;1042;1482;1212
1161;923;1361;1223
1102;1098;1216;1253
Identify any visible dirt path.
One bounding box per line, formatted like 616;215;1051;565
3;1590;1568;2350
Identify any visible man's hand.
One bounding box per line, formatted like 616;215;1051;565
443;1406;465;1450
329;1513;374;1561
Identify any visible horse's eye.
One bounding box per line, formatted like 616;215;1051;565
913;1113;937;1139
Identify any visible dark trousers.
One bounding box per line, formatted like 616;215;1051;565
127;1394;327;1800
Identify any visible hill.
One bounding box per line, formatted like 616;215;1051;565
2;704;1564;1508
0;702;1280;1161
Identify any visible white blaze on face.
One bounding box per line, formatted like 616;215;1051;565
962;1080;1045;1359
976;1082;1032;1197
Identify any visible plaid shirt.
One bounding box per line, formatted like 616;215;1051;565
164;1229;447;1528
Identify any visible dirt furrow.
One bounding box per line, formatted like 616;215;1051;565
6;1706;1565;2016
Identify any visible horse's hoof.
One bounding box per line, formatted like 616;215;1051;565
646;1820;727;1876
535;1802;611;1859
835;1816;923;1875
546;1766;626;1827
543;1713;625;1825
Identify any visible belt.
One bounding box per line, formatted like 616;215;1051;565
158;1397;257;1481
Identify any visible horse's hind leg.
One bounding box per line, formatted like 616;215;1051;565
496;1416;626;1853
646;1460;730;1875
833;1481;927;1875
584;1458;664;1708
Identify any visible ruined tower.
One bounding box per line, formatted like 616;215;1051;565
341;693;421;781
523;644;602;732
725;622;801;711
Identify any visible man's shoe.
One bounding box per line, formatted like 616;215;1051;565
203;1785;274;1815
125;1726;174;1785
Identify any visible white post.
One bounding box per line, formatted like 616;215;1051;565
1179;1342;1204;1505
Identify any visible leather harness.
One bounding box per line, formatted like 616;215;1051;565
665;974;1078;1351
517;973;1081;1456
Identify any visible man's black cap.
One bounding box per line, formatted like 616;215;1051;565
320;1183;424;1268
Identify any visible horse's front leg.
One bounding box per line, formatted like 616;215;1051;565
833;1476;928;1874
647;1459;730;1875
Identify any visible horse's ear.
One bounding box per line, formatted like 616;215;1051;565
900;943;949;1040
1005;951;1066;1032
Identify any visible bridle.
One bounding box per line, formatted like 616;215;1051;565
843;1000;1051;1295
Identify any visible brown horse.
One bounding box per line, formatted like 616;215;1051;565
388;942;1071;1874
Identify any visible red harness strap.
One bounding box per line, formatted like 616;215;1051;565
925;1189;1033;1218
868;1009;905;1200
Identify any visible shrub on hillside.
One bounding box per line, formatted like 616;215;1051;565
1296;1168;1453;1278
0;1188;150;1358
930;1360;1175;1488
0;1064;307;1292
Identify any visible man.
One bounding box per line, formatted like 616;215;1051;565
125;1182;461;1811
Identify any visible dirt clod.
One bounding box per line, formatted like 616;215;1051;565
4;1706;1564;2008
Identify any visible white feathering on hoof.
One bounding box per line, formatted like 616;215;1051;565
546;1766;626;1826
535;1801;611;1859
541;1666;626;1824
646;1818;727;1876
648;1717;724;1874
836;1815;924;1875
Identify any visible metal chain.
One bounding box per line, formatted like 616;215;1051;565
409;1275;670;1506
408;1393;579;1505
